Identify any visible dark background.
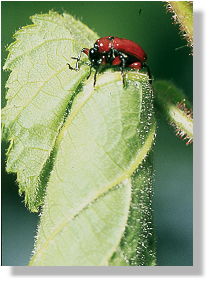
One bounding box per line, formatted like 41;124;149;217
1;1;193;266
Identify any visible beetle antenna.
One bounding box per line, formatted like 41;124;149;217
175;45;187;51
67;63;76;70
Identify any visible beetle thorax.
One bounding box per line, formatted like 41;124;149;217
96;37;113;53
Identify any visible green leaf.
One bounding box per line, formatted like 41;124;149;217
153;80;193;145
3;11;156;265
2;11;98;211
29;71;156;266
109;155;156;266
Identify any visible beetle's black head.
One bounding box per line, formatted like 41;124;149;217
89;47;102;66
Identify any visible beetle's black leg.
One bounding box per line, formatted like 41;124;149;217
143;63;152;84
107;48;116;64
93;68;99;87
119;54;127;87
120;65;126;87
87;65;93;80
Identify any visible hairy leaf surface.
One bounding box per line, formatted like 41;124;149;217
29;71;156;266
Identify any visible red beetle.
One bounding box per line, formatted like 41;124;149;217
68;36;151;86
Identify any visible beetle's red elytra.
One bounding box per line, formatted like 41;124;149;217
67;36;151;86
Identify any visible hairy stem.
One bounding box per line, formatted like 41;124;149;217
153;80;193;145
167;1;193;48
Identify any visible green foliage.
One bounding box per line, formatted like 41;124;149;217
29;71;156;266
2;11;98;211
3;11;156;265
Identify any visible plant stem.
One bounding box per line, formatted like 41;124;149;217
153;80;193;145
167;1;193;48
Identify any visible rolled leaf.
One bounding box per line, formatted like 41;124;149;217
29;71;156;266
